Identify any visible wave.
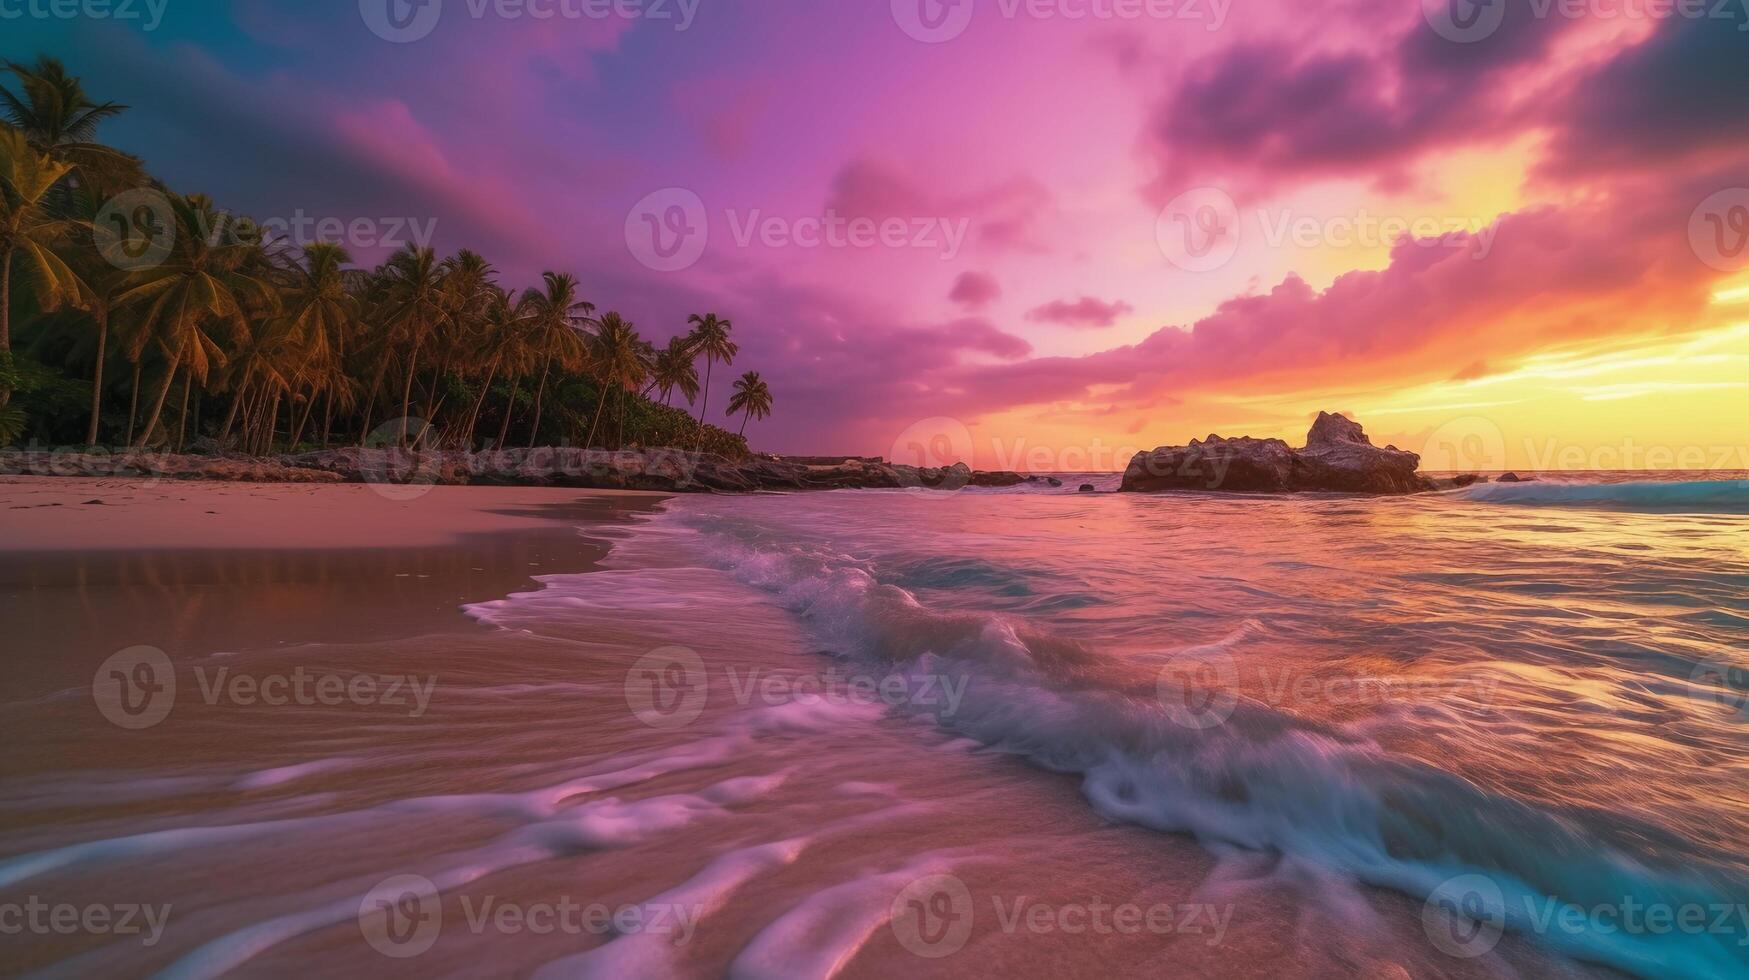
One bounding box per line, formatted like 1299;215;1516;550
1461;479;1749;514
676;514;1749;979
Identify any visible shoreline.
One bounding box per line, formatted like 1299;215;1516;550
0;447;1052;494
0;479;669;701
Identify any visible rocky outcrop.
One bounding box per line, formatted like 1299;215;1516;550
1120;413;1431;495
2;447;1047;494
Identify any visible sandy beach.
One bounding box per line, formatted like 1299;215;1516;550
1;477;1664;978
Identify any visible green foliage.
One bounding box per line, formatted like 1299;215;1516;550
2;56;777;458
0;350;88;444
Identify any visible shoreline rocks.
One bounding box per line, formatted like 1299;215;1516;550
1120;412;1434;495
0;447;1047;494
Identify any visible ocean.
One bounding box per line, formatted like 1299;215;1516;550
4;474;1747;977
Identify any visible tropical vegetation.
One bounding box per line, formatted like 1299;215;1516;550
0;57;774;456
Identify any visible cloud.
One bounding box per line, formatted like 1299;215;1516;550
1541;10;1749;176
824;158;1053;253
1144;2;1577;195
1026;296;1134;328
946;185;1728;418
949;271;1001;309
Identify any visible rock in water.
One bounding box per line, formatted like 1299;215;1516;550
1120;412;1430;495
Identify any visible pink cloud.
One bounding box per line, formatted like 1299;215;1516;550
1026;296;1133;328
949;272;1001;309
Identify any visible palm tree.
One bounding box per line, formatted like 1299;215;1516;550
725;371;773;438
277;242;358;447
684;312;736;450
1;57;141;192
650;335;699;408
586;312;650;449
457;287;530;448
112;194;273;446
521;271;593;447
375;245;449;445
0;127;91;364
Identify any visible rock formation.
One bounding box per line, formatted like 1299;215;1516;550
1120;413;1431;494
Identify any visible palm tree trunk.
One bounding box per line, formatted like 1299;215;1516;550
174;364;192;452
0;244;13;409
695;357;714;451
462;364;497;448
739;413;748;437
494;374;520;451
586;380;608;449
219;375;249;444
527;353;553;449
125;358;142;445
423;358;444;424
265;390;283;455
290;391;317;448
359;358;389;443
86;314;109;446
397;343;422;446
321;395;334;448
133;340;186;448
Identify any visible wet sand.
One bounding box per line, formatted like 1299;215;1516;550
0;479;1611;978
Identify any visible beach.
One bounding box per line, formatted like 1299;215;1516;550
2;476;1746;977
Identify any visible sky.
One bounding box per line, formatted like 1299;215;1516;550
6;0;1748;469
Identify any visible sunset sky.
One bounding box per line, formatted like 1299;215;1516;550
9;0;1747;468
